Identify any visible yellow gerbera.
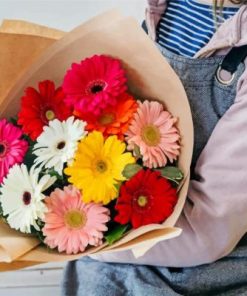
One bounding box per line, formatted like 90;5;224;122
64;131;135;205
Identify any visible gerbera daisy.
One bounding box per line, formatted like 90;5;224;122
43;185;110;254
18;80;72;140
115;169;178;229
76;92;138;140
62;55;127;116
65;131;135;205
125;100;180;168
0;119;28;184
0;164;56;233
33;116;87;175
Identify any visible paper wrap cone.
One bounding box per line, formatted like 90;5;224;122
0;10;193;271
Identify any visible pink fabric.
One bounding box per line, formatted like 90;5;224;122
91;5;247;267
145;0;167;40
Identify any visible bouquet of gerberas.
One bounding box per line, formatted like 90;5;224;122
0;53;182;255
0;10;193;270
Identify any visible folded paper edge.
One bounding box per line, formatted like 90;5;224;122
131;228;182;258
101;227;182;255
0;19;64;39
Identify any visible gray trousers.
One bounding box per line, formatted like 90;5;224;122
62;235;247;295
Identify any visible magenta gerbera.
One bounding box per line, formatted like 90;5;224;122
0;119;28;184
43;186;110;254
62;55;127;116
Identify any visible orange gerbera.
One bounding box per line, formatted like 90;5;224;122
76;92;138;140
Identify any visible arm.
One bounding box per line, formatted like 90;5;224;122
91;74;247;268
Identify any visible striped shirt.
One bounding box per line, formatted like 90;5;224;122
157;0;239;57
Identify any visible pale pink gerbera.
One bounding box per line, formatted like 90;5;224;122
62;55;127;116
125;100;180;168
0;119;28;184
43;186;110;254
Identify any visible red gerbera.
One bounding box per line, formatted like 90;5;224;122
75;92;138;140
18;80;72;140
115;169;178;229
62;55;127;116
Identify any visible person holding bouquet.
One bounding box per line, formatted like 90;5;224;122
62;1;247;295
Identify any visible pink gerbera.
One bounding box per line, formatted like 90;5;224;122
62;55;127;116
125;100;180;168
43;186;110;254
0;119;28;184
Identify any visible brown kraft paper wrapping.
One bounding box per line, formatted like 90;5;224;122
0;10;193;271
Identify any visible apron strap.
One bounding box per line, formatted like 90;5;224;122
216;45;247;85
221;45;247;74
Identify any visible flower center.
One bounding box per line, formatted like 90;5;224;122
91;85;103;93
22;191;32;205
137;195;148;207
141;125;161;146
57;141;66;150
133;190;153;213
96;160;107;173
86;80;107;95
98;113;115;125
64;210;87;229
0;142;7;158
45;109;55;121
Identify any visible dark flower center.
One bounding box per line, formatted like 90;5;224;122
91;85;104;94
0;144;5;155
23;191;32;205
57;141;66;150
86;80;107;95
0;142;8;158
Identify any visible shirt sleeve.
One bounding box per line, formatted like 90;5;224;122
145;0;167;41
90;74;247;267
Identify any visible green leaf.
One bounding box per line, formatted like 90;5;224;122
0;203;3;218
157;166;184;185
105;224;129;245
23;144;36;169
133;144;141;159
9;117;18;126
47;168;63;180
122;163;142;179
114;183;121;194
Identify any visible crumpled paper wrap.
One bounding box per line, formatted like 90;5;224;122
0;10;193;271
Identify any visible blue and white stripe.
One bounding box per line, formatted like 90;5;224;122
157;0;239;57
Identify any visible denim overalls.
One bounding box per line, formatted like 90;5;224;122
62;47;247;296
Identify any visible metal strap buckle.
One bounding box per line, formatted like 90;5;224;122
216;66;235;85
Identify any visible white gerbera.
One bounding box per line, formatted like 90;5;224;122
33;116;87;175
0;164;56;233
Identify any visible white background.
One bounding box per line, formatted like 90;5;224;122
0;0;146;30
0;1;146;295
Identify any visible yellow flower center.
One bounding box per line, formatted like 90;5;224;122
141;125;161;146
64;210;87;229
95;160;108;173
99;113;115;125
45;110;55;121
137;195;148;207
